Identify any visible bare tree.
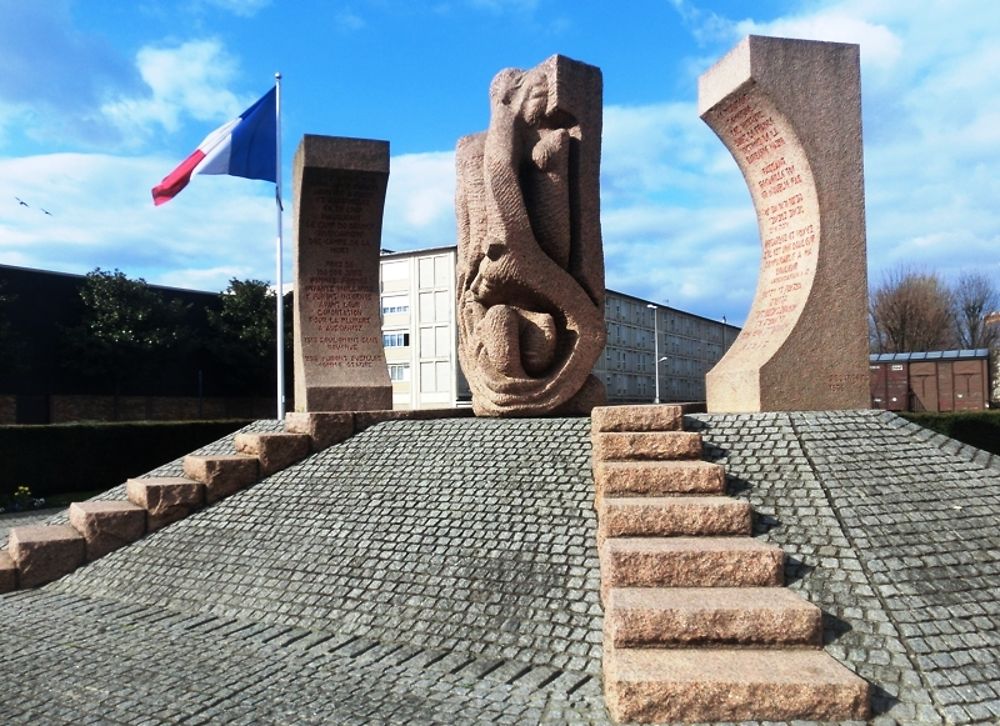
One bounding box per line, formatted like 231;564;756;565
952;272;999;349
869;267;955;353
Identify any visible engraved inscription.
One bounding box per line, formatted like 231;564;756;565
715;89;820;356
300;175;381;371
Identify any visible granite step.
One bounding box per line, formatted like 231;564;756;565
182;454;259;504
600;537;784;591
7;524;86;588
0;551;16;593
595;460;725;501
126;476;205;531
592;431;702;462
591;404;683;433
598;496;751;542
234;431;311;476
603;647;870;723
605;587;822;648
68;501;146;561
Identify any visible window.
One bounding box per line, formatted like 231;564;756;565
382;295;409;315
382;332;410;347
388;364;410;381
381;261;407;281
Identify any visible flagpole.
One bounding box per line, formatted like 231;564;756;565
274;71;285;420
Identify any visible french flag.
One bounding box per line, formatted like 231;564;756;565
152;87;277;206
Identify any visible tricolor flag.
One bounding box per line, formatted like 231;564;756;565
152;87;277;206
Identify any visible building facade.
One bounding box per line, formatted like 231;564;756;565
379;247;466;410
379;247;740;409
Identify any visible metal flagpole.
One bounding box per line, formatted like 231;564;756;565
274;71;285;420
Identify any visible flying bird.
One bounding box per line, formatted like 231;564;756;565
15;197;28;207
41;208;53;216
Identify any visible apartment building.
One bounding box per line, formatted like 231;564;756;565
379;247;740;409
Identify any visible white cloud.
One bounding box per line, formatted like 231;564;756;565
102;39;246;142
0;153;276;292
0;1;140;150
599;100;759;320
0;148;459;293
736;13;902;70
382;151;456;250
159;265;257;289
660;0;1000;323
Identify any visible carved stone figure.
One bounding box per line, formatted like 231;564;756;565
456;55;607;417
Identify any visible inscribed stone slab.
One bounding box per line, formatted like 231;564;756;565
700;36;869;412
292;135;392;412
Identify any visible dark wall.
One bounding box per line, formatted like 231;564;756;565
0;266;294;422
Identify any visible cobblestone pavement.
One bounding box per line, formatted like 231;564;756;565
0;507;62;542
687;410;1000;726
0;411;996;724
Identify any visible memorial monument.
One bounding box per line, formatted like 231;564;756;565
292;134;392;412
455;54;607;417
700;36;870;412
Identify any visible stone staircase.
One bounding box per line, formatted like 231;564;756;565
592;404;870;723
0;408;471;594
0;428;318;592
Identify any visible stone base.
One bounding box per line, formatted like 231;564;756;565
126;477;204;531
594;460;726;499
598;496;751;541
605;587;822;648
600;537;784;590
298;386;392;413
0;551;17;592
182;455;259;504
604;647;870;722
285;412;354;451
592;405;683;433
549;375;608;417
592;432;703;461
8;525;86;588
234;432;311;476
68;501;146;561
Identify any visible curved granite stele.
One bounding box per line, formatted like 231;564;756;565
456;55;607;417
292;134;392;412
700;36;870;412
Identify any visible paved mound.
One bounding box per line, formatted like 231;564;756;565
0;410;997;724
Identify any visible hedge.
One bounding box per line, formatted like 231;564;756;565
0;420;251;499
900;411;1000;456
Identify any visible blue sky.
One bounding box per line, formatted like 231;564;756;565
0;0;997;326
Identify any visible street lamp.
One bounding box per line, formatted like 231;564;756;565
647;304;660;403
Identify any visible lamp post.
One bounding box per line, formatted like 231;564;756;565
647;303;660;403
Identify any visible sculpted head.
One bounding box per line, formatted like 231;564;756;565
489;67;551;126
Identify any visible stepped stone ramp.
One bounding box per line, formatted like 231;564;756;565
685;410;1000;725
0;508;62;543
0;411;996;723
0;417;609;724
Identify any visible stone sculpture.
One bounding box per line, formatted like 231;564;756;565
292;134;392;412
700;36;870;412
456;55;607;417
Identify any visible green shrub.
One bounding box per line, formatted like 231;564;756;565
900;411;1000;456
0;420;251;498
